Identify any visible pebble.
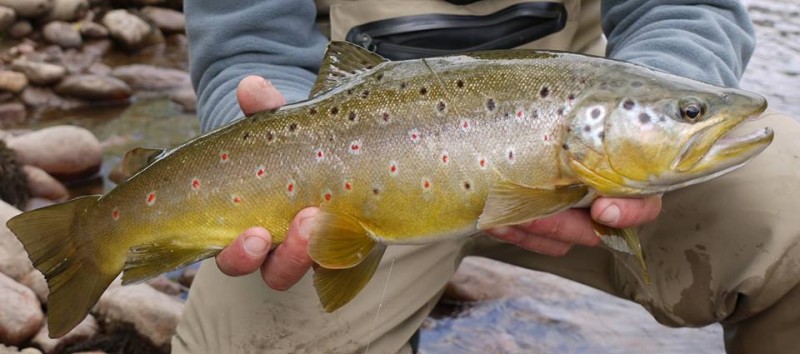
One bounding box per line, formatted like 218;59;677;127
111;64;189;90
55;74;131;101
9;21;33;38
23;165;69;201
102;9;163;51
0;273;44;346
95;284;183;351
78;20;108;39
42;0;88;22
0;70;28;93
20;86;88;111
0;5;15;32
0;102;25;127
17;270;47;303
0;0;53;18
32;315;98;354
0;200;33;280
42;21;82;49
11;59;67;86
140;6;184;33
5;125;102;179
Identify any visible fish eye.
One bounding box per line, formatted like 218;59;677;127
679;97;706;123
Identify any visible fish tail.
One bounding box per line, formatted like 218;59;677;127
6;195;121;338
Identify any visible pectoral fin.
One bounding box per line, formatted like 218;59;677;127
477;181;588;230
313;243;387;312
308;211;378;269
593;223;649;283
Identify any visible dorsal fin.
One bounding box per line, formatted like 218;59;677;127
310;41;388;98
109;147;165;184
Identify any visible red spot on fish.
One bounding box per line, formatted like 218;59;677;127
544;134;550;141
112;208;120;221
409;129;421;144
255;166;266;179
349;140;362;154
516;110;525;120
288;183;294;193
479;158;487;169
315;148;325;162
232;195;242;204
220;151;229;162
441;151;449;165
191;178;200;190
461;120;470;131
324;192;332;201
344;181;352;191
423;179;431;189
146;192;156;206
389;161;399;176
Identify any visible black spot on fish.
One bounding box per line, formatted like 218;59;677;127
639;112;651;124
539;86;549;98
348;111;357;121
347;89;354;95
557;108;564;116
631;81;644;88
508;150;514;159
330;107;339;115
659;116;666;122
486;99;496;111
309;108;317;115
591;108;601;119
562;143;569;150
362;90;370;99
531;110;539;119
598;131;605;140
372;188;380;195
266;131;275;141
584;125;591;132
456;80;465;88
623;99;635;110
366;65;373;69
289;123;298;132
568;94;576;101
382;112;390;122
375;73;384;81
463;182;471;190
420;87;428;95
437;101;446;112
400;82;407;89
242;132;250;140
566;127;572;133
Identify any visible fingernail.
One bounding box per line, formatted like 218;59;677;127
598;204;620;224
491;226;512;236
297;217;314;238
244;236;268;255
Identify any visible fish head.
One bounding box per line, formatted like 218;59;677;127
564;70;773;196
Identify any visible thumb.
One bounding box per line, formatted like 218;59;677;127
236;75;287;115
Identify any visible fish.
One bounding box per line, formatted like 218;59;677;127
6;41;773;337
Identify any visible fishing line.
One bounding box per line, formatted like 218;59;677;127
364;255;396;354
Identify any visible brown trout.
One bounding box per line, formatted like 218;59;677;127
7;41;773;337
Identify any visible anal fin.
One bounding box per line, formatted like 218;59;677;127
593;223;649;283
313;243;387;312
308;211;378;269
477;181;588;230
122;241;222;284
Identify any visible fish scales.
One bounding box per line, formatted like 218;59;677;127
6;41;773;336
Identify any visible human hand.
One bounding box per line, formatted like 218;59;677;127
486;196;662;256
215;76;318;290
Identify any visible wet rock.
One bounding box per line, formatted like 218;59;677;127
0;102;25;127
444;257;532;302
0;345;19;353
60;49;95;74
111;64;189;91
78;21;108;39
23;165;68;201
9;21;32;38
0;273;44;346
85;62;110;76
20;86;87;111
102;9;164;51
32;316;97;354
5;125;102;179
42;21;82;49
0;6;15;32
0;93;13;103
178;266;196;288
11;59;67;86
146;274;184;296
17;270;47;303
42;0;88;22
19;348;42;354
0;70;28;93
0;201;33;280
81;39;112;58
55;75;131;101
140;6;184;33
169;87;196;112
0;0;53;18
95;283;183;351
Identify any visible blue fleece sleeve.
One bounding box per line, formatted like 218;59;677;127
602;0;756;88
185;0;328;132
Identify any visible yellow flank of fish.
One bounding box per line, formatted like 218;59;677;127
6;41;773;337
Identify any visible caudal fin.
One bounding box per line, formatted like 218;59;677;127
6;196;121;338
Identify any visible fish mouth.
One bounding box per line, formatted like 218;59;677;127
667;105;773;188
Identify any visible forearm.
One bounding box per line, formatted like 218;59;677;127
602;0;756;87
185;0;328;132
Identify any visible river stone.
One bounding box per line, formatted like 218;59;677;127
20;87;87;111
32;315;97;354
0;201;33;280
0;0;52;18
19;349;42;354
17;270;46;303
140;6;184;33
111;64;189;90
9;21;32;38
0;102;25;127
169;87;195;112
78;21;108;39
55;75;131;101
42;0;88;22
23;165;68;202
5;125;101;179
42;21;82;49
23;197;55;211
0;273;44;346
146;275;184;296
102;9;163;51
0;6;15;32
0;71;28;93
95;284;183;351
11;59;66;86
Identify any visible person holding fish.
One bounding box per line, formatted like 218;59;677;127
168;1;800;353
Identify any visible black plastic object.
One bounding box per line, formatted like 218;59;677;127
345;2;567;60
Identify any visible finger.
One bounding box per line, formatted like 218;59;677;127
216;227;272;276
507;209;601;247
591;195;662;228
236;75;286;115
262;207;319;290
488;225;574;256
